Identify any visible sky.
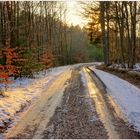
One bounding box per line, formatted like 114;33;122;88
66;1;88;27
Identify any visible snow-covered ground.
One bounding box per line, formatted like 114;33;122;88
108;63;140;72
90;67;140;132
133;63;140;71
0;66;70;128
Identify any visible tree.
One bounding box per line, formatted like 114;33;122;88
100;2;109;65
0;40;19;92
81;1;140;68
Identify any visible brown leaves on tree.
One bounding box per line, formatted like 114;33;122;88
0;41;20;84
41;48;53;69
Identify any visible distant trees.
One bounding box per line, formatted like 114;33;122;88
69;25;88;63
0;1;88;79
81;1;140;68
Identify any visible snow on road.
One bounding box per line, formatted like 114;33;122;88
6;67;72;139
90;67;140;132
0;66;70;129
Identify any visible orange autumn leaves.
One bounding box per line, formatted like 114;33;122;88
0;42;20;84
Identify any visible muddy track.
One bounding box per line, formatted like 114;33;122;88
87;67;140;139
4;65;140;139
42;68;108;139
5;69;72;139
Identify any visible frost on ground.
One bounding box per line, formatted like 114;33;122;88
90;67;140;132
0;66;70;129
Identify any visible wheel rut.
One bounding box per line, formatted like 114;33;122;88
86;66;140;139
42;68;108;139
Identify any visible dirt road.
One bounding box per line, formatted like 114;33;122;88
5;68;72;139
5;65;140;139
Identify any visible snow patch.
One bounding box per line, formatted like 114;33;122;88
80;70;87;86
108;63;140;72
0;66;70;129
91;67;140;132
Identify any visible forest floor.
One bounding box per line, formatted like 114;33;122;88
3;64;140;139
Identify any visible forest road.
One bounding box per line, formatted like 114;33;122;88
5;67;72;139
5;64;140;139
